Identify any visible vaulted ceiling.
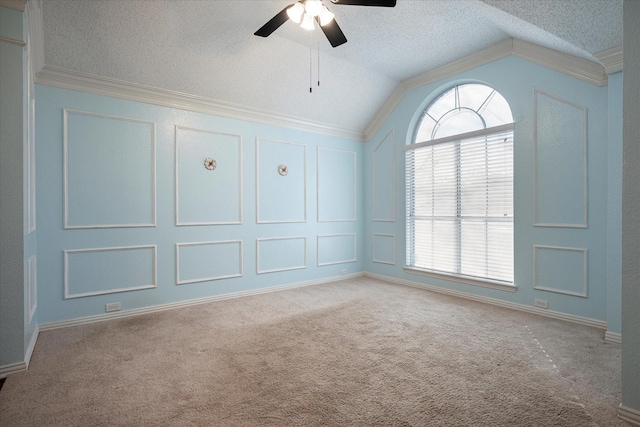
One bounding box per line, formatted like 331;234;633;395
40;0;622;139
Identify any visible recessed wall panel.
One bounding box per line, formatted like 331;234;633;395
176;241;243;285
317;234;357;266
176;126;242;225
373;129;395;222
534;245;587;297
64;110;156;229
317;147;356;222
373;233;396;265
256;139;306;223
64;246;157;299
257;237;306;274
534;89;587;227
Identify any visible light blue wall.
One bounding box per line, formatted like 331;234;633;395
364;55;612;323
34;85;364;324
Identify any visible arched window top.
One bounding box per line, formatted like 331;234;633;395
414;83;513;142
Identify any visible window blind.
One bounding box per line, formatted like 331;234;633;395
406;127;514;284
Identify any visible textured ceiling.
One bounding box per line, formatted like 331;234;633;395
41;0;622;137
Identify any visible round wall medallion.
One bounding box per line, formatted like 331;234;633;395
278;164;288;176
204;158;217;170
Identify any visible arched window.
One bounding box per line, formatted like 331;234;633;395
406;83;514;286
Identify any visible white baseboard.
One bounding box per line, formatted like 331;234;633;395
0;361;27;379
39;272;365;331
619;405;640;426
605;330;622;344
365;272;608;331
24;325;39;369
0;326;40;378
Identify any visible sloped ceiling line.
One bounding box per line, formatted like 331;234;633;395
35;38;613;142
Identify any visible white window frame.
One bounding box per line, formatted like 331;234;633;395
405;86;516;292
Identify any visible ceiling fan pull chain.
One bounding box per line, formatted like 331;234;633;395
317;30;321;87
309;31;313;93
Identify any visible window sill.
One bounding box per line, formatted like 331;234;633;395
403;267;517;293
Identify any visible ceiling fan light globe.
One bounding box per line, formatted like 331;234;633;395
286;2;305;24
304;0;323;17
319;6;334;26
300;12;315;30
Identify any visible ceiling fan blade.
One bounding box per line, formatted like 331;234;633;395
317;18;348;48
330;0;396;6
254;5;294;37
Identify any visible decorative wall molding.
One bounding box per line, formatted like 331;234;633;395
618;405;640;426
365;272;607;330
64;245;157;299
35;65;364;141
39;272;366;331
317;234;357;266
317;147;357;222
594;45;623;75
175;126;242;226
364;38;608;141
176;241;243;285
372;128;396;222
63;109;157;229
372;233;396;265
256;138;307;224
256;237;307;274
533;245;588;298
533;88;588;228
0;0;26;12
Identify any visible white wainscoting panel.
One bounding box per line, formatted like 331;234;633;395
533;89;587;228
372;129;395;222
317;234;357;266
176;240;243;285
64;245;157;299
175;126;242;226
63;109;156;229
256;237;307;274
256;138;306;223
317;147;357;222
534;245;588;297
373;233;396;265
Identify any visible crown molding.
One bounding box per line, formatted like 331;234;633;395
35;65;365;141
594;45;623;74
364;38;608;141
364;39;513;140
27;0;45;74
0;0;26;12
34;37;609;143
511;39;608;86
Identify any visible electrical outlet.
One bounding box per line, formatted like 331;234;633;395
105;302;121;313
340;268;347;275
534;299;548;309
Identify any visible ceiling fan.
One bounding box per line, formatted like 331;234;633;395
254;0;397;48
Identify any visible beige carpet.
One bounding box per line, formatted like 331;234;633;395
0;277;625;426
